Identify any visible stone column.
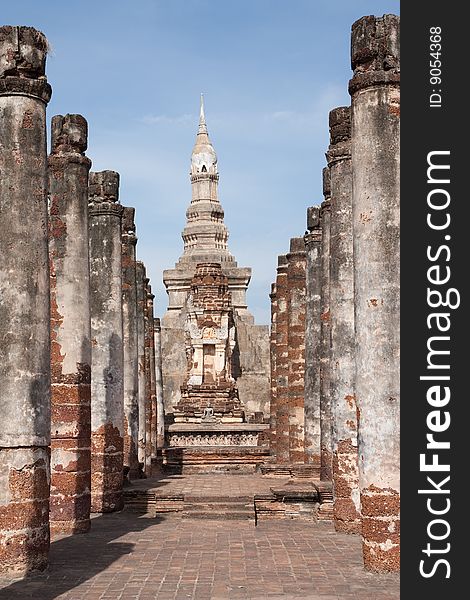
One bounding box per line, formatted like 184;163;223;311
49;114;92;536
0;25;52;576
88;171;124;512
269;283;277;456
144;278;153;474
154;318;165;450
136;261;147;470
327;106;360;533
121;207;139;480
273;255;289;464
349;14;400;572
146;286;157;471
286;238;307;463
303;207;322;472
320;168;332;481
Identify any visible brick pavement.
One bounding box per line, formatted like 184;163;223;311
0;511;399;600
129;473;292;498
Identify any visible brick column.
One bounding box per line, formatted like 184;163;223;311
154;318;165;450
286;238;307;463
49;114;92;536
0;25;52;576
320;168;332;481
88;171;124;512
349;14;400;571
273;255;289;464
121;207;139;480
269;283;277;456
327;106;360;533
303;207;322;471
136;261;147;470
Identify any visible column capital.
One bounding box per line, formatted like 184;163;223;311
88;171;123;217
51;114;88;154
348;14;400;96
305;205;322;248
0;26;52;103
121;206;137;245
326;106;351;166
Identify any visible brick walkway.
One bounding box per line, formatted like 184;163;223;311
129;473;291;498
0;512;399;600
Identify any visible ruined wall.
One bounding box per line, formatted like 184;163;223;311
232;318;271;419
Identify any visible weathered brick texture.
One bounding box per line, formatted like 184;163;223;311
286;238;307;464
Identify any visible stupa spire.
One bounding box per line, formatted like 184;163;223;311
198;93;207;134
178;96;233;265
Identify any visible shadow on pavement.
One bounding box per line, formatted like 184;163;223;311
0;510;166;600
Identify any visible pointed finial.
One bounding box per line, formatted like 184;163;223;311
198;93;208;134
200;93;205;122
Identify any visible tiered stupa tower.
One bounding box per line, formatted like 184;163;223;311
163;95;252;322
161;97;271;472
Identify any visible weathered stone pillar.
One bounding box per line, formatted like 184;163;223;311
286;238;307;463
88;171;124;512
146;285;157;470
327;106;360;533
273;255;289;464
49;114;92;536
154;318;165;450
303;207;322;472
121;207;139;480
136;261;147;469
0;25;52;576
320;168;332;481
269;283;277;456
143;278;153;474
349;14;400;572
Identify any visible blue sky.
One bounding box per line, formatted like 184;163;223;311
4;0;399;324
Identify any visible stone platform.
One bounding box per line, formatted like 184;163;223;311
123;473;333;523
163;423;270;474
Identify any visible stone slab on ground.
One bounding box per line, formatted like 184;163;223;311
0;511;399;599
